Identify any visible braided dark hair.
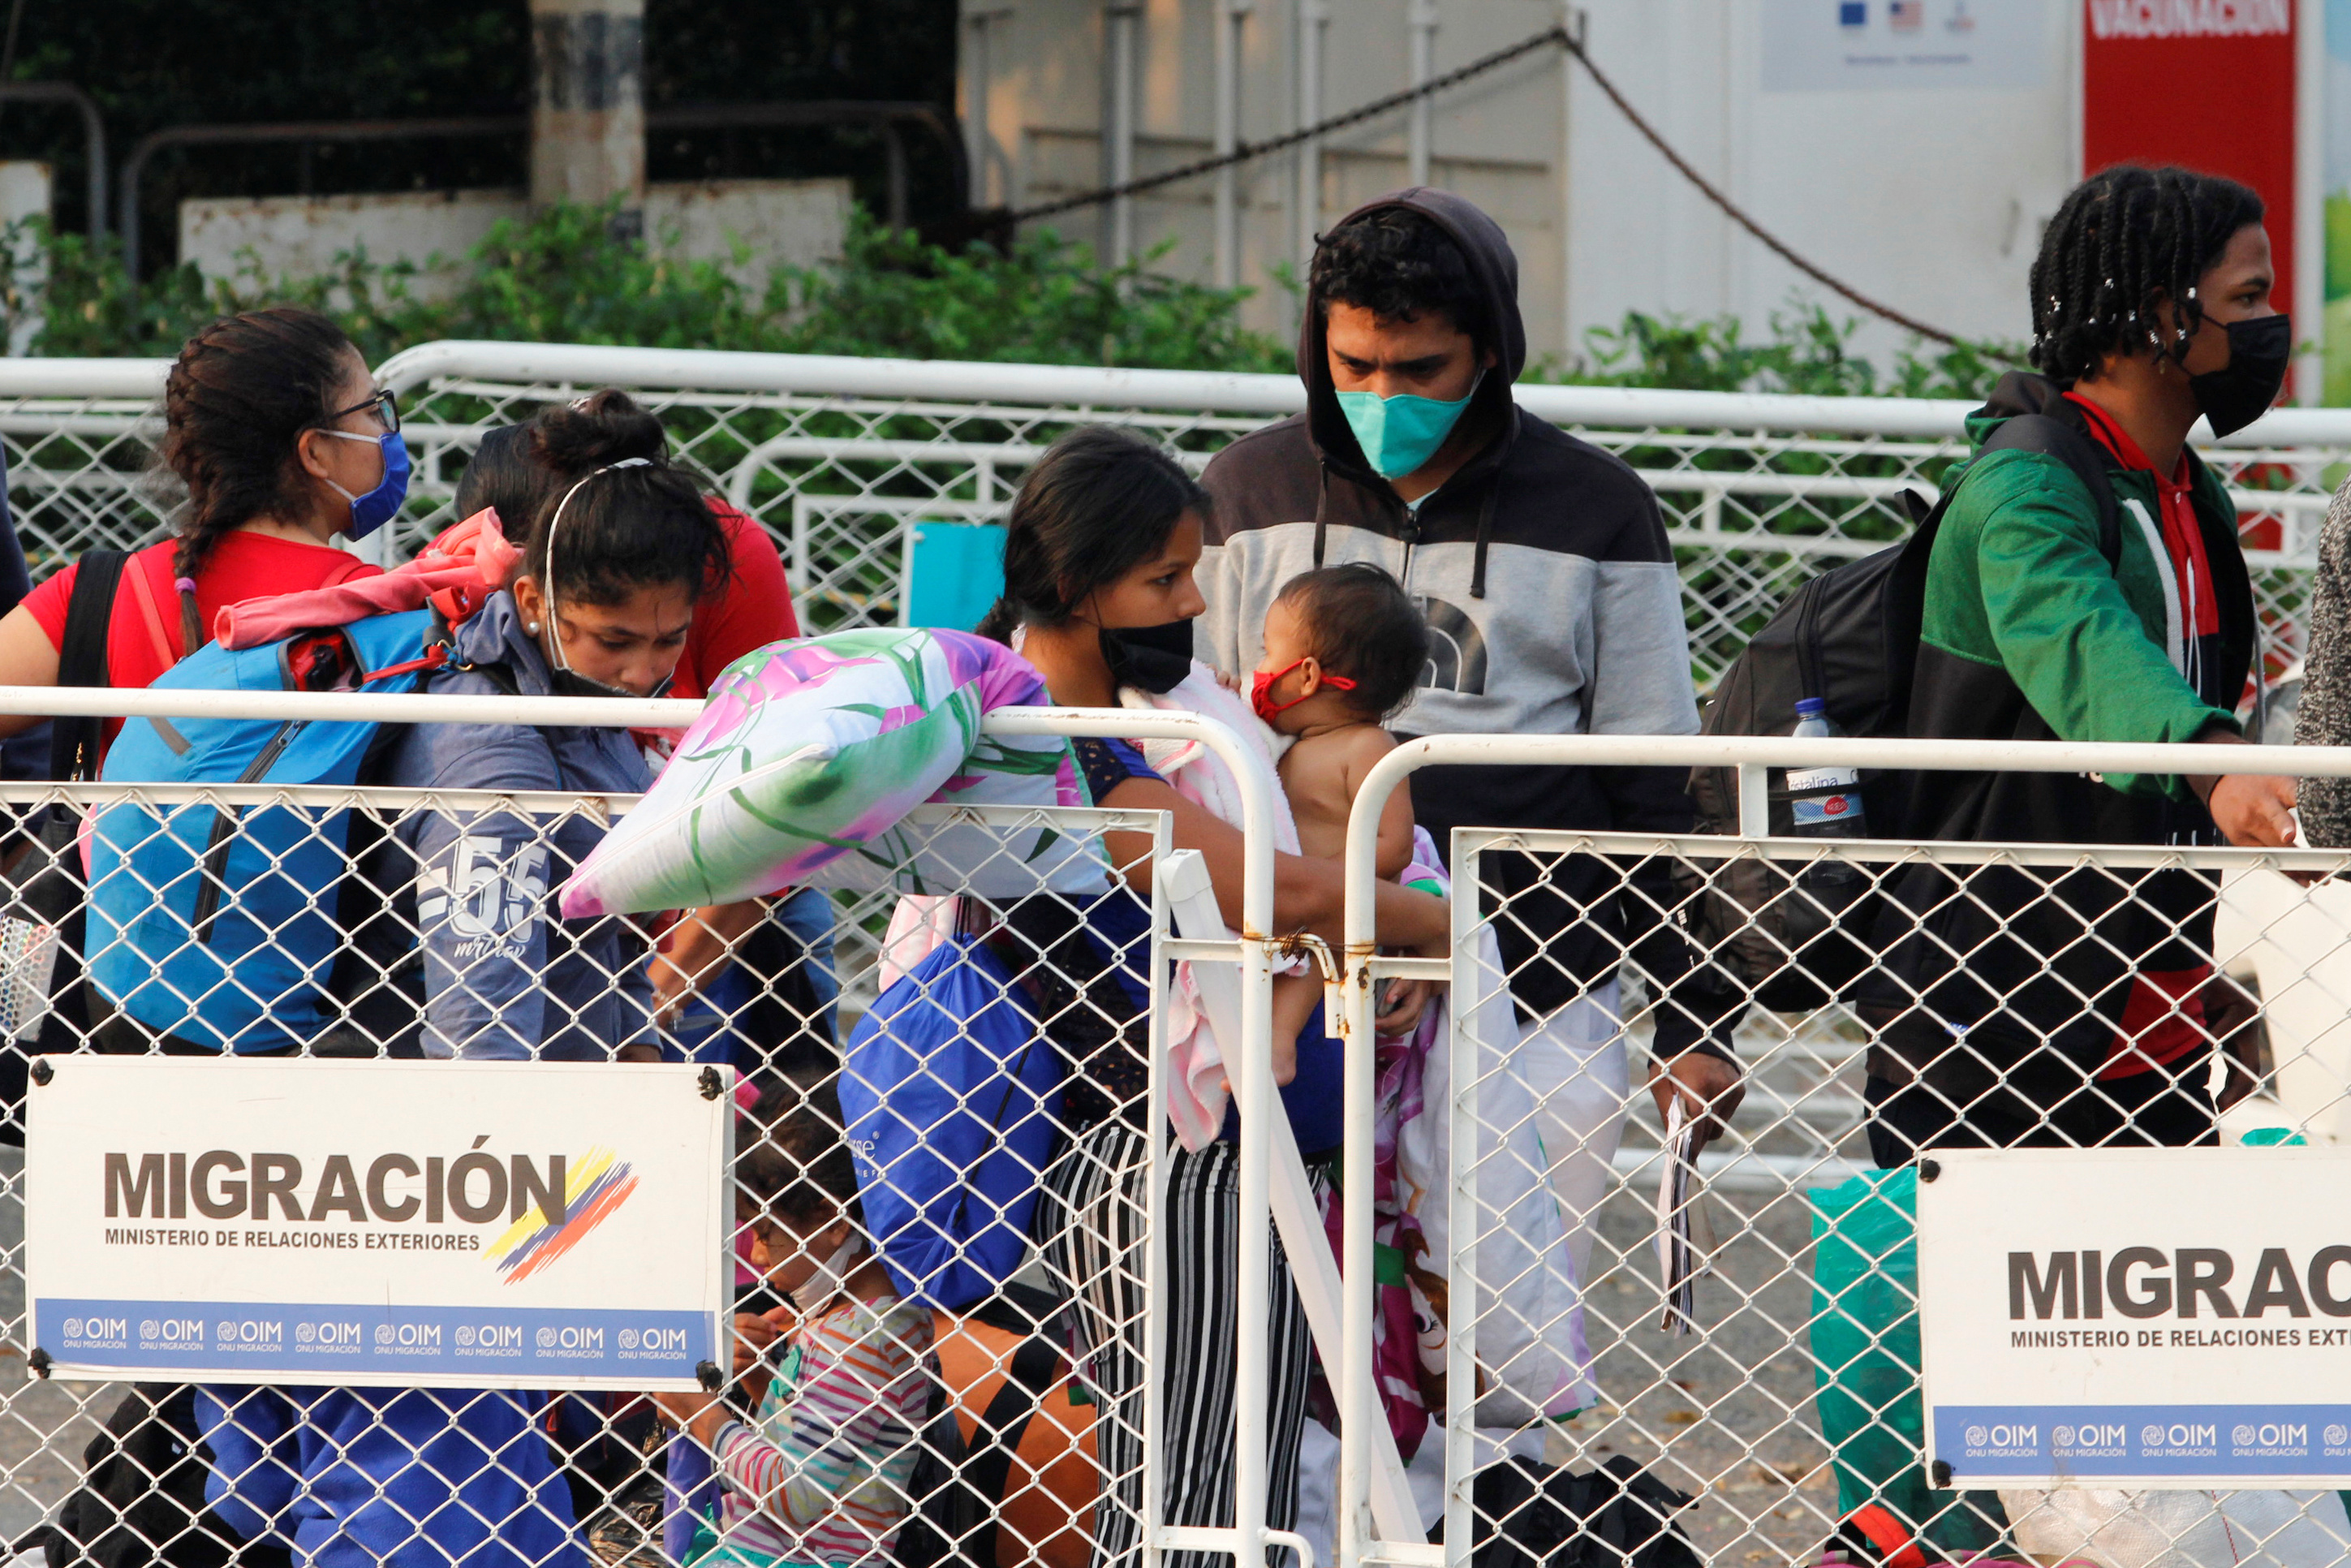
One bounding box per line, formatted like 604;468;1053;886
159;307;358;585
2029;165;2265;385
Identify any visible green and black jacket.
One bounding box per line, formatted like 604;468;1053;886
1857;373;2254;1104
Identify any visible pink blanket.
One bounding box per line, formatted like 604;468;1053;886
215;508;523;649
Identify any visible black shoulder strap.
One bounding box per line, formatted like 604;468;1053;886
954;1333;1065;1567
1974;411;2123;567
50;549;129;783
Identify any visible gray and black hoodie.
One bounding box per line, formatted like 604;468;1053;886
1195;187;1739;1053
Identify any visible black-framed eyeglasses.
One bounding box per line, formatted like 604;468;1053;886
323;388;400;434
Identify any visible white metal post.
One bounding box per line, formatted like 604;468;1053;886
1339;747;1381;1568
1407;0;1438;188
1141;812;1176;1568
1215;0;1253;291
1444;842;1478;1566
965;7;1001;210
1558;3;1581;377
1296;0;1328;278
1737;761;1770;838
1105;1;1143;269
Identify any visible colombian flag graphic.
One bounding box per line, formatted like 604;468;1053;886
486;1146;639;1283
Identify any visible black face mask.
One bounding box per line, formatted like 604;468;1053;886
1100;620;1195;695
548;666;671;702
2188;312;2292;439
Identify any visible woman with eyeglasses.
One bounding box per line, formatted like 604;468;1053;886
0;306;401;763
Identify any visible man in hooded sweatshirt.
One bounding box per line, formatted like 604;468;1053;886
1195;190;1746;1285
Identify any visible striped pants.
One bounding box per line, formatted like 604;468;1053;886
1035;1121;1322;1568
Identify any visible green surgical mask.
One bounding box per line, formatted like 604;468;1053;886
1336;370;1483;480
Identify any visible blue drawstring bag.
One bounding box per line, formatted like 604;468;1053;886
839;933;1061;1311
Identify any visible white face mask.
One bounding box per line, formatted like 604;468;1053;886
785;1230;865;1312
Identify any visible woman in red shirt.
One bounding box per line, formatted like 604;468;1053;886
0;306;398;754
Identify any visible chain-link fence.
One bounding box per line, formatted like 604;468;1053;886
0;691;1263;1568
1315;732;2351;1568
9;348;2351;1568
2;347;2345;691
0;697;2348;1567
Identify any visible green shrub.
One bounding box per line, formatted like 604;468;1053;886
0;200;2008;393
0;204;1292;373
1551;301;2017;399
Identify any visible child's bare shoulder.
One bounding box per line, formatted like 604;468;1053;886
1329;723;1397;793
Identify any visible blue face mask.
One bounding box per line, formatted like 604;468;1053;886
1336;370;1483;480
320;429;412;541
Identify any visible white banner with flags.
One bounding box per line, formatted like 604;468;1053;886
1918;1146;2351;1486
25;1057;732;1391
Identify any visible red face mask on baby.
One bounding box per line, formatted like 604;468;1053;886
1251;658;1355;723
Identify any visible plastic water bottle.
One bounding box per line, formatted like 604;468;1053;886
1785;698;1867;838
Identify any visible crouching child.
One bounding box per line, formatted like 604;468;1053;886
657;1095;935;1567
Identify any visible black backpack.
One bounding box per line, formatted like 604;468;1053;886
20;1383;287;1568
894;1285;1087;1568
1466;1455;1700;1568
1682;408;2121;1011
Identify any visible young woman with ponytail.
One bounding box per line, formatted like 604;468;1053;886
977;424;1449;1568
0;307;401;757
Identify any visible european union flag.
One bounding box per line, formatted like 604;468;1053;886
1838;1;1867;24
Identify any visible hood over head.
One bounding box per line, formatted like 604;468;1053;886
1298;187;1526;476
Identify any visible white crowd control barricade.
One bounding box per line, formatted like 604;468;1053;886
0;683;1328;1568
2;346;2345;685
1331;733;2351;1568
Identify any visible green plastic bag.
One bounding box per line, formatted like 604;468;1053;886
1808;1168;2004;1559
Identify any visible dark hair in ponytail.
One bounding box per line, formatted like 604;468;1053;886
2030;165;2265;385
159;307;358;585
452;423;562;547
976;425;1208;644
521;389;731;608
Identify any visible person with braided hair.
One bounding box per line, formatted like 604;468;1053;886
0;307;398;765
1815;163;2301;1568
1862;163;2290;1170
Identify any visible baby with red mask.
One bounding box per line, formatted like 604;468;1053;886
1249;564;1430;1057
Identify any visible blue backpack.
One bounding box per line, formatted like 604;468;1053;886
839;934;1062;1311
86;610;453;1054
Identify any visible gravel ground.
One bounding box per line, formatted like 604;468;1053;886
1562;1180;1845;1565
0;1146;123;1546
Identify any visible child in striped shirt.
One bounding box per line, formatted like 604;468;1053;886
657;1095;934;1567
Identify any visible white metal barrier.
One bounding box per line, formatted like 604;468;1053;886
7;674;2351;1564
0;687;1317;1568
1;346;2345;687
1338;734;2351;1568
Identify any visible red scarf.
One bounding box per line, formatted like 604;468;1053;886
2063;393;2214;1080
